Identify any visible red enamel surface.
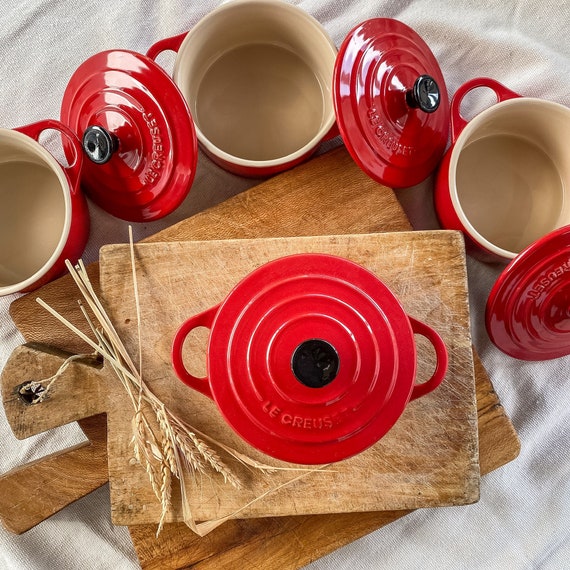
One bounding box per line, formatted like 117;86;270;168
15;120;90;291
61;50;197;222
333;18;449;188
486;225;570;360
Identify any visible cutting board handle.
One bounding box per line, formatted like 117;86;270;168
1;343;109;439
0;414;108;534
171;305;219;399
409;317;449;401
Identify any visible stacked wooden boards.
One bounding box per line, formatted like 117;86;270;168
0;147;520;568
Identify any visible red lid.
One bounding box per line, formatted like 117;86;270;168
486;225;570;360
61;50;197;222
333;18;449;188
206;253;418;464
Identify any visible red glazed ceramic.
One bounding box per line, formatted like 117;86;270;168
147;0;338;178
486;225;570;361
61;50;198;222
434;77;570;360
0;120;89;295
333;18;449;188
1;48;199;293
148;3;449;185
171;253;448;464
435;77;570;262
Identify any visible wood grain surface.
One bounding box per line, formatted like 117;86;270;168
0;147;520;569
0;410;107;535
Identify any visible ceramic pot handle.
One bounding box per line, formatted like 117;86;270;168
171;305;219;399
451;77;521;142
15;119;83;191
146;32;187;62
408;317;448;401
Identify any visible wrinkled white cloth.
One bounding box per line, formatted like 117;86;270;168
0;1;568;569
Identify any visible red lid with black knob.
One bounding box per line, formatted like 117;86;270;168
333;18;450;188
61;50;198;222
172;253;448;464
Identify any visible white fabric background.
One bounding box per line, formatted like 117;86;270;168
0;1;568;568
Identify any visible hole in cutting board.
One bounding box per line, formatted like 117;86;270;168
180;326;209;379
17;381;46;405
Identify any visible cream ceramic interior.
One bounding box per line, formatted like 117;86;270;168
0;129;70;294
174;0;337;165
450;98;570;259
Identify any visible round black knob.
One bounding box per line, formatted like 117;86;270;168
82;125;117;164
406;75;441;114
291;339;340;389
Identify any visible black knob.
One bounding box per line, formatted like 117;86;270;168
82;125;117;164
406;75;441;114
291;339;340;389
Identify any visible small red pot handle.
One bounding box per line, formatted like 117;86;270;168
171;304;219;399
146;32;188;62
15;119;83;191
408;317;448;401
451;77;521;143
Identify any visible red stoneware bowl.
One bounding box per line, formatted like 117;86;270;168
0;120;88;295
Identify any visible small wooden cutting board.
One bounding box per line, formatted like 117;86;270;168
96;231;479;525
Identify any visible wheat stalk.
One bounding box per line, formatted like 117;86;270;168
35;230;329;537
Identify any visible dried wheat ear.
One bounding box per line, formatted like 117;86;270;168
35;228;329;536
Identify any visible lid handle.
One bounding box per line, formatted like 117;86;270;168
406;75;441;114
82;126;118;165
171;305;219;399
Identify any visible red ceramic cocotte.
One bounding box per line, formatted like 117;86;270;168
1;48;199;295
171;254;448;464
0;120;89;295
147;3;449;186
434;77;570;360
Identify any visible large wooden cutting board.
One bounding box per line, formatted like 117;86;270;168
0;147;520;568
97;231;478;524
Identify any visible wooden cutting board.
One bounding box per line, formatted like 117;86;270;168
0;147;520;568
94;231;479;524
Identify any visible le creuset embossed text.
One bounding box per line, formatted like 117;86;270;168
171;253;448;464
